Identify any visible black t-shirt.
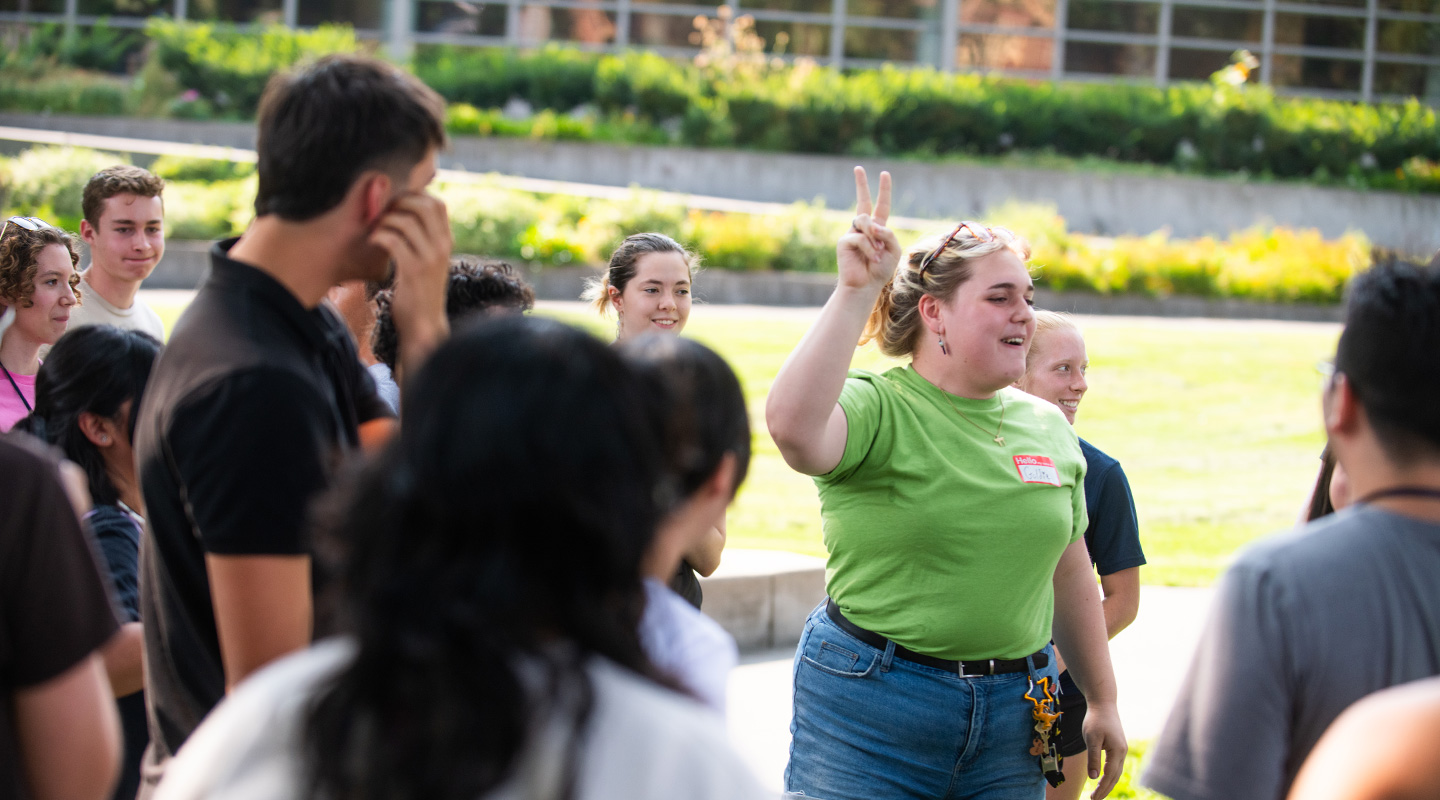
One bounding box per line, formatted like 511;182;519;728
0;437;120;800
135;240;391;764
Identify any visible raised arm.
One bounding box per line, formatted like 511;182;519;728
766;168;901;476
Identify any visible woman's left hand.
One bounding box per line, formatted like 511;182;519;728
1080;699;1128;799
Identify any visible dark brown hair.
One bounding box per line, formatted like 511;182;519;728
582;233;696;316
82;165;165;228
0;224;81;307
253;55;447;221
372;257;536;371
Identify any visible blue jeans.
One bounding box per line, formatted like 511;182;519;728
785;604;1060;800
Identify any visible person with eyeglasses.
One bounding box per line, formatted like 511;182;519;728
767;168;1126;800
0;217;81;432
1015;310;1146;800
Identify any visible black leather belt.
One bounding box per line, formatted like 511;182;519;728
825;598;1048;677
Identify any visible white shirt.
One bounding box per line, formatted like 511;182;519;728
640;578;739;714
154;638;772;800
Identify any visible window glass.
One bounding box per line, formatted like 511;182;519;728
517;4;616;44
1171;6;1262;41
1270;53;1362;89
963;0;1056;28
1064;41;1156;74
1377;18;1440;54
1168;46;1232;79
958;31;1053;69
1067;0;1159;34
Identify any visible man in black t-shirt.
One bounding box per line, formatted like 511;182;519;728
134;55;454;791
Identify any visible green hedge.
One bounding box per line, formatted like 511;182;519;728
2;21;1438;190
0;147;1366;304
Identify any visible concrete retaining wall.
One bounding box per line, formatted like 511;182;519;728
699;549;826;652
147;243;1345;321
2;112;1435;257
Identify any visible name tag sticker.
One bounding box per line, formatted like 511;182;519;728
1014;455;1061;487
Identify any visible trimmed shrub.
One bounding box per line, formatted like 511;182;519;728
0;146;128;228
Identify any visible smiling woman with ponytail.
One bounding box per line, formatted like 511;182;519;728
766;168;1127;800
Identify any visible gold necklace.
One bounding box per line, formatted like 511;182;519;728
941;390;1006;446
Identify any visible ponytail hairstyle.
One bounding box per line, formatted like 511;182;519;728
582;233;697;316
12;325;161;507
305;316;674;800
617;335;752;505
1025;310;1080;373
860;225;1031;358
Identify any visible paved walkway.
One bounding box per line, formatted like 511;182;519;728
726;586;1215;791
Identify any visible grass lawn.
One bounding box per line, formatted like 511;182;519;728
149;296;1339;588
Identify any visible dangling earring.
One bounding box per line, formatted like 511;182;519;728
939;336;949;356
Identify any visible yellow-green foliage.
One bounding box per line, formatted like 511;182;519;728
0;146;1368;304
0;146;130;229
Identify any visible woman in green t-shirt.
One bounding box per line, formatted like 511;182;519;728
767;169;1127;800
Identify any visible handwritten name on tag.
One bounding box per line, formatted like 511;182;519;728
1014;455;1061;487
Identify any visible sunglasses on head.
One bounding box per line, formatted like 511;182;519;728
917;221;1014;282
1;216;54;239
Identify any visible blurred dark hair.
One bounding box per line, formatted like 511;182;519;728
253;55;446;221
305;316;673;800
1334;256;1440;463
371;256;534;371
1306;444;1338;522
13;325;161;507
617;335;751;503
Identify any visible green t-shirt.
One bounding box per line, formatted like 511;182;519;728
815;365;1087;661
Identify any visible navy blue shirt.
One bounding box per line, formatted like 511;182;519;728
1079;438;1146;576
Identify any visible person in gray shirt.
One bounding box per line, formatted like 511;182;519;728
1143;255;1440;800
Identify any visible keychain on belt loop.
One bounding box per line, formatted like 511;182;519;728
1025;675;1065;787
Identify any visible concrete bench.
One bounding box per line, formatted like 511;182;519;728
699;549;826;652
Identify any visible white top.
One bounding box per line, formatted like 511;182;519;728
69;273;166;341
640;578;739;715
154;638;772;800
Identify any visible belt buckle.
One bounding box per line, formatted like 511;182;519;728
958;658;996;678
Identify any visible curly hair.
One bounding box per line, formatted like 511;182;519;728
372;256;535;371
0;223;81;307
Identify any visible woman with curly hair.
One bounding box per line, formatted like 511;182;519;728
0;216;80;431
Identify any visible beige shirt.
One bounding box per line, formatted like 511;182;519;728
68;273;166;341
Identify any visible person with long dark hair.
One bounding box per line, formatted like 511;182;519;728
151;316;768;800
13;324;161;800
619;335;752;713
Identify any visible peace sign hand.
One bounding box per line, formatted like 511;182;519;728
838;167;901;291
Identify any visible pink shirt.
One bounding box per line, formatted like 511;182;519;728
0;369;36;432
